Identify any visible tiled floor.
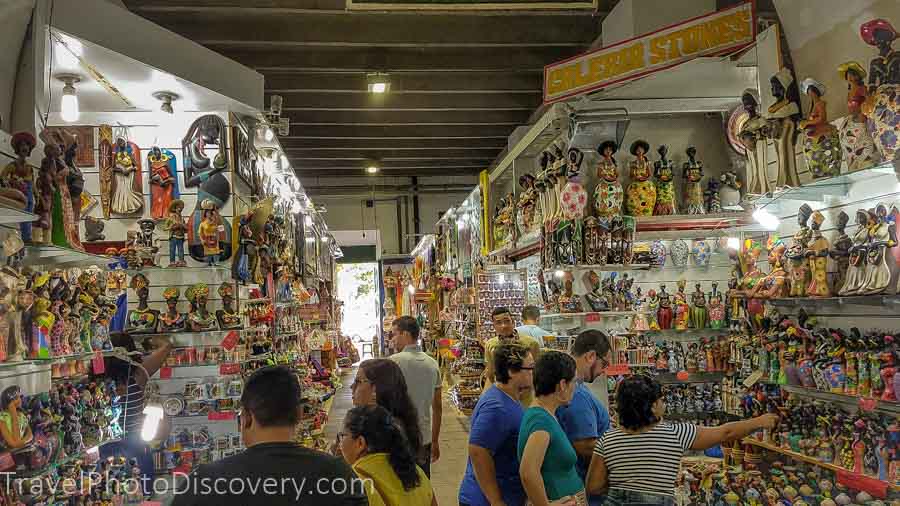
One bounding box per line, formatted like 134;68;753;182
326;367;470;506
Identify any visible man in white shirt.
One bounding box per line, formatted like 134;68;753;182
515;305;554;347
389;316;442;477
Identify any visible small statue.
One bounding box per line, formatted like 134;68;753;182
749;239;789;299
158;287;186;333
583;270;608;312
719;171;742;209
198;199;223;266
646;289;660;330
739;89;771;195
233;212;255;282
83;216;105;242
593;140;624;230
583;217;608;266
493;194;515;250
516;174;540;238
708;283;725;329
215;283;242;330
125;274;158;334
33;142;58;246
652;145;676;216
799;78;842;179
682;147;705;215
559;148;588;221
787;204;814;297
185;283;218;332
839;209;872;295
673;280;690;330
148;146;180;220
690;283;707;329
183;115;233;262
859;204;896;295
108;134;144;215
625;140;655;216
135;218;159;268
766;68;802;188
860;19;900;162
1;132;36;241
163;199;188;268
0;386;33;452
657;284;673;330
704;177;722;214
836;62;881;172
806;211;831;297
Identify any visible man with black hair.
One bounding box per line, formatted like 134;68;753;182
483;307;541;407
172;366;367;506
390;315;442;477
515;305;553;347
556;330;612;506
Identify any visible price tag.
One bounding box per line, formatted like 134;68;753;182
585;313;601;323
159;367;173;380
91;351;105;375
221;330;240;351
836;469;888;498
859;397;878;412
603;364;630;376
208;411;236;421
219;363;241;375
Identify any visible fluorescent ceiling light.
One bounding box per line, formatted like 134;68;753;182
366;72;391;94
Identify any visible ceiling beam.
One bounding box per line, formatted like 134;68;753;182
298;167;484;177
264;72;542;93
285;109;532;124
279;137;506;149
285;148;502;159
291;158;491;168
127;2;600;16
271;91;539;109
285;124;518;137
130;12;599;45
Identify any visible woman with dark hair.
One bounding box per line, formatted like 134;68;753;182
0;385;32;450
586;375;778;505
517;351;580;506
340;405;435;506
351;359;422;457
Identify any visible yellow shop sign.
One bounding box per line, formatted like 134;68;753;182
543;1;754;103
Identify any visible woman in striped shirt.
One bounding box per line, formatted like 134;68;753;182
585;375;778;505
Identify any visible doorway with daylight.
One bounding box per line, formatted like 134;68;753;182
336;262;379;361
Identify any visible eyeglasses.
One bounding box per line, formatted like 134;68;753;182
336;431;345;441
236;408;243;427
519;366;535;371
351;378;371;390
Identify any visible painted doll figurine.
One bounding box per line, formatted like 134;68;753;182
836;62;881;172
704;177;721;213
109;134;144;215
0;386;33;452
625;140;656;216
805;211;832;297
183;115;233;262
62;137;84;223
163;199;188;268
787;204;814;297
125;274;158;335
1;132;36;242
690;283;707;329
799;78;842;179
593;140;623;229
215;283;242;330
198;200;223;266
656;285;673;330
839;209;872;295
158;287;186;333
682;147;705;215
749;239;789;299
33;143;58;246
708;283;725;329
673;280;690;330
233;213;255;282
652;145;676;216
559;147;588;220
860;204;897;295
830;211;853;294
185;283;218;332
148;146;180;220
766;68;802;188
860;19;900;161
739;89;771;195
30;297;53;359
516;174;540;237
48;131;83;251
49;301;72;357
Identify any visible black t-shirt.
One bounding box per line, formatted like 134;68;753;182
171;442;369;506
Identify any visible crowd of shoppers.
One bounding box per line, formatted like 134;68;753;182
168;310;777;506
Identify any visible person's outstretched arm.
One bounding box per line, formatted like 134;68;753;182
690;413;778;450
585;454;608;495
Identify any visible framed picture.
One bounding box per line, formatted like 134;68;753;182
232;118;257;193
44;126;94;166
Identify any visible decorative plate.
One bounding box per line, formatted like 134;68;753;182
670;239;689;267
649;240;667;267
560;182;588;220
163;396;185;417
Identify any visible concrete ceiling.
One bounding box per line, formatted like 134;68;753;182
122;0;605;178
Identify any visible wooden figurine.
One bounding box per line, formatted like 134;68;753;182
108;133;144;215
33;142;58;246
657;284;673;330
516;174;540;239
185;283;219;332
652;145;676;216
806;211;831;297
766;68;802;188
748;239;788;299
690;283;707;329
198;199;225;266
860;19;899;162
739;89;771;195
860;204;896;295
148;146;180;220
583;217;607;266
163;199;188;267
42;129;82;250
799;78;842;179
830;211;853;294
125;274;158;334
682;146;705;215
625;140;656;216
158;287;186;333
839;209;871;296
1;133;35;241
673;280;690;330
98;125;114;219
62;133;85;223
787;204;813;297
836;62;880;172
183;115;232;262
593;140;623;230
215;283;242;330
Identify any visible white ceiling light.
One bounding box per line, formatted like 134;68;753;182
726;237;741;251
321;236;329;243
57;74;81;123
366;72;391;94
366;165;379;174
752;208;781;231
263;126;275;142
152;91;180;132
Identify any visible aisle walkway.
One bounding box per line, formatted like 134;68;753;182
325;368;470;505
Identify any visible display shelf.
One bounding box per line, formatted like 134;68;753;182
139;330;235;347
655;371;727;384
541;311;646;320
23;245;112;267
642;328;732;339
544;264;650;274
781;385;900;416
125;265;232;284
747;161;898;208
244;297;272;304
17;437;122;479
768;294;900;309
0;204;38;225
635;212;754;233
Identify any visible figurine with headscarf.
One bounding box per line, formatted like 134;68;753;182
766;68;802;188
860;18;900;161
182;115;232;262
799;77;842;179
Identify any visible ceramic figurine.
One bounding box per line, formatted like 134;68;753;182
719;171;742;209
516;174;540;238
185;283;218;332
739;89;772;194
649;239;666;267
0;386;33;452
670;239;689;267
163;199;188;268
836;62;881;172
625;140;655;216
158;287;186;333
682;147;705;215
84;216;105;242
860;204;896;294
691;240;711;267
673;281;690;330
51;131;83;250
583;270;608;312
33;141;58;246
583;217;608;266
708;283;725;329
839;209;872;295
704;177;722;214
806;211;832;297
125;274;158;334
148;146;180;220
749;239;789;299
645;289;660;330
107;133;144;215
657;285;673;330
234;213;255;282
860;19;900;162
766;68;802;188
135;218;159;268
560;147;588;220
799;78;842;178
215;283;242;330
183;115;233;262
593;140;623;230
1;132;36;241
652;145;676;216
830;211;853;294
62;135;84;225
787;204;814;297
690;283;707;329
6;282;32;362
493;193;515;250
198;200;224;266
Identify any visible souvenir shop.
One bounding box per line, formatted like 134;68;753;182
409;1;900;504
0;1;346;503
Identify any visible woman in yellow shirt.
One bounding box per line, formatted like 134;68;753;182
339;405;436;506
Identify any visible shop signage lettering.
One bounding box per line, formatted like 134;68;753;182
219;363;241;375
543;1;754;103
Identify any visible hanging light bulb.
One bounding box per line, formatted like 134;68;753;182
58;74;81;123
152;91;180;133
752;208;781;231
263;126;275;142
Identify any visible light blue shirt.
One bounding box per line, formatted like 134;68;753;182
515;324;552;347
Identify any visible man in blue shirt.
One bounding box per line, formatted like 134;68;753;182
515;305;554;347
459;343;535;506
556;330;612;506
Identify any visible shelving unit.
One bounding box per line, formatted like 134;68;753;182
22;245;112;267
0;204;39;225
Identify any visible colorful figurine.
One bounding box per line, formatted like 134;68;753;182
805;211;832;297
108;133;144;215
708;283;725;329
682;146;705;215
673;280;690;330
516;174;540;238
830;211;853;294
1;132;36;241
215;284;242;330
839;209;871;296
183;115;233;262
652;145;676;216
158;287;186;333
799;78;842;179
135;218;159;268
767;68;802;188
148;146;180;220
198;200;223;266
593;140;623;229
836;62;881;172
625;140;655;216
704;177;722;214
657;284;673;330
163;199;188;268
125;274;158;334
185;284;218;332
787;204;814;297
690;283;707;330
860;204;896;295
860;19;900;162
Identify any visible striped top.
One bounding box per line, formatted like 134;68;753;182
593;422;697;496
121;379;145;436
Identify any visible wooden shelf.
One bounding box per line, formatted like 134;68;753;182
781;385;900;416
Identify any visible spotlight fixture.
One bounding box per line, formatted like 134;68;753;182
366;72;391;94
366;165;379;174
263;126;275;142
57;74;81;123
152;91;180;114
